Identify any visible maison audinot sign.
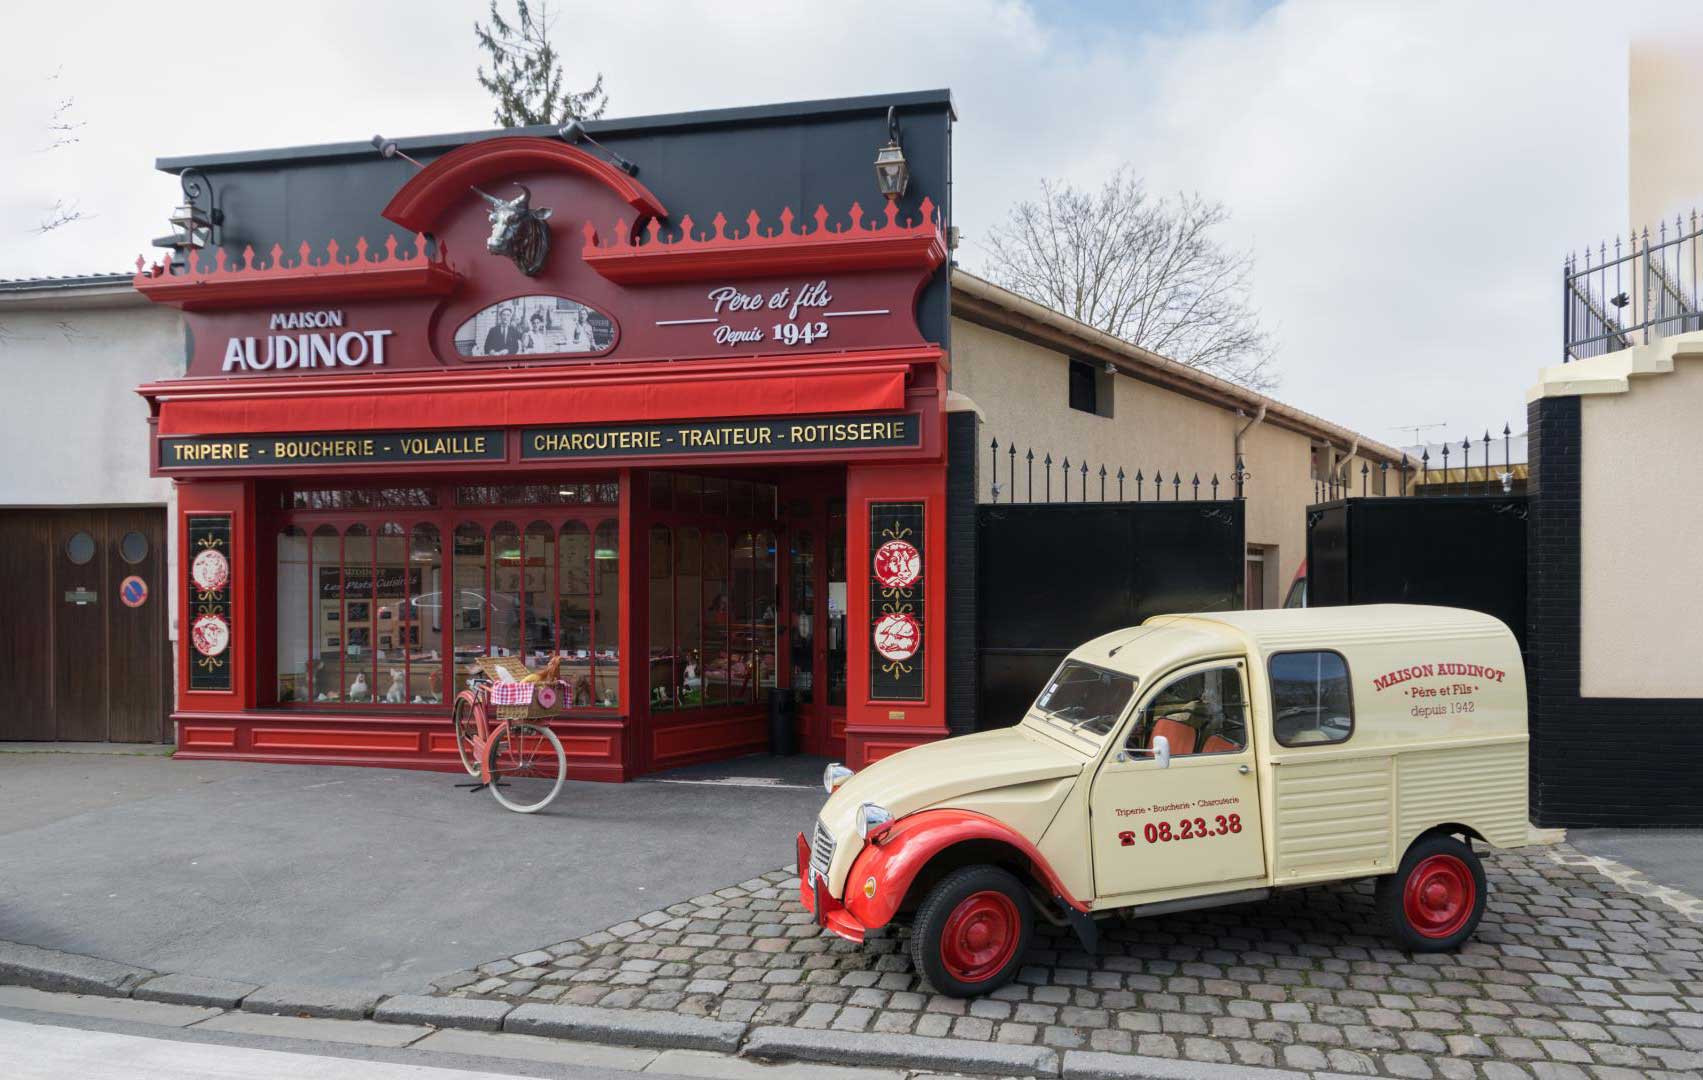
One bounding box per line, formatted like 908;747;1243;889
221;310;394;372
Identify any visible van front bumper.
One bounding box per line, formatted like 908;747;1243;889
796;831;866;943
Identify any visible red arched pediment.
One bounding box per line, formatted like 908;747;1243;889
382;136;667;233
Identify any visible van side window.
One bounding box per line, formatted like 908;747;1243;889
1270;651;1354;746
1126;665;1248;757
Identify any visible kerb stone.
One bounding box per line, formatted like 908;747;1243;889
743;1025;1060;1076
1064;1048;1308;1079
134;972;258;1008
0;939;154;998
241;984;381;1020
373;993;513;1031
504;1002;744;1052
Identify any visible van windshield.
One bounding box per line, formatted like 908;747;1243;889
1032;661;1137;738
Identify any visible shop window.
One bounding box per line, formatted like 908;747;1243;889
732;480;755;520
826;502;848;707
649;526;674;709
677;528;703;707
409;524;443;704
703;476;728;516
286;487;437;510
754;483;777;519
790;530;816;700
270;497;613;711
452;523;487;696
276;526;310;703
730;531;756;704
674;474;703;515
373;523;409;704
489;521;523;662
755;530;778;693
649;473;674;512
310;525;341;702
456;483;617;507
522;523;555;665
1270;651;1354;747
703;531;730;705
592;521;621;706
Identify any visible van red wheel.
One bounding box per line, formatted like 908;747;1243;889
910;865;1033;997
1376;833;1487;952
939;891;1021;983
1403;854;1476;938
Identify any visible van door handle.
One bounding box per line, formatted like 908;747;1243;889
1238;765;1250;775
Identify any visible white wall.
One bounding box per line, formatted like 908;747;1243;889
0;295;182;506
950;316;1330;594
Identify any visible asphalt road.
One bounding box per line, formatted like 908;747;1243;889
1569;827;1703;898
0;752;825;993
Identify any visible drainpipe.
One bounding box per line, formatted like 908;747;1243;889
1233;404;1266;492
1339;437;1359;494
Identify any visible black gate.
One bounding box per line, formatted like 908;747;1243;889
976;501;1245;730
1305;496;1528;647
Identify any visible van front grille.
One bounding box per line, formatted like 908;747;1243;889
808;819;835;884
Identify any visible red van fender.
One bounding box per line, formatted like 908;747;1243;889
841;809;1089;932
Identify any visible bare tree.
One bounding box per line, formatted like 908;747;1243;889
982;167;1278;391
474;0;606;128
33;71;90;233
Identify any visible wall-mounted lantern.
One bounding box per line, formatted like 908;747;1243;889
874;106;909;202
152;167;223;256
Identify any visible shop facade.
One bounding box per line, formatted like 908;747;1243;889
135;93;956;778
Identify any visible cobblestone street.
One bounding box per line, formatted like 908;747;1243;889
436;844;1703;1078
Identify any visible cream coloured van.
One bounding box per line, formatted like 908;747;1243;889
797;605;1529;997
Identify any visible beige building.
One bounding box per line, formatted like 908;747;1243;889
948;271;1406;607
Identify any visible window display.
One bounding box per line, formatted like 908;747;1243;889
271;483;619;711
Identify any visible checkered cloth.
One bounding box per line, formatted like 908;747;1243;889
488;680;566;706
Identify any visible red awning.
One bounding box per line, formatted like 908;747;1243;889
153;361;915;437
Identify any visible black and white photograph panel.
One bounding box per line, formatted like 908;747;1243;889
454;295;616;358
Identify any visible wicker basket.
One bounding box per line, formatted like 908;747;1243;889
475;656;569;720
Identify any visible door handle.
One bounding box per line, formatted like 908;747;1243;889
1238;765;1250;775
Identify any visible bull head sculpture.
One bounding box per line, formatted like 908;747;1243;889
476;184;553;277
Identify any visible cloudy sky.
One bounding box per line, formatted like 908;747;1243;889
2;0;1695;444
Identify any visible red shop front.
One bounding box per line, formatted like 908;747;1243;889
135;134;949;780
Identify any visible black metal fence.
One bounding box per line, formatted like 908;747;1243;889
1315;424;1522;501
987;437;1247;504
1564;213;1703;362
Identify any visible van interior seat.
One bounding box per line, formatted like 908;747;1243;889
1201;733;1238;754
1150;717;1196;756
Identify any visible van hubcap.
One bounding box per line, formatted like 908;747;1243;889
1403;854;1476;938
939;891;1020;983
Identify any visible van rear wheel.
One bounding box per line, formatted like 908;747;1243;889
1377;833;1486;952
910;865;1033;998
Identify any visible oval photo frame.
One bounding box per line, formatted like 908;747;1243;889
454;294;618;361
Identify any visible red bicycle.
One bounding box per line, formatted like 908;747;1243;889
451;668;567;814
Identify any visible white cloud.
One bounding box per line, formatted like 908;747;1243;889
2;0;1696;440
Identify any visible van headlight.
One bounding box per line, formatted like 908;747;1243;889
856;802;894;839
823;763;854;794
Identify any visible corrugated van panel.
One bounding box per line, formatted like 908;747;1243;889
1271;756;1393;880
1397;743;1528;849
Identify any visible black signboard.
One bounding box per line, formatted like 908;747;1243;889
318;566;425;599
869;501;925;702
522;414;919;459
187;514;234;692
160;429;506;470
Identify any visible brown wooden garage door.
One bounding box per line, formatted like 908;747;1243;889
0;508;171;742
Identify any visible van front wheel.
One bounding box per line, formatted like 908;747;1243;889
910;865;1033;998
1377;834;1487;951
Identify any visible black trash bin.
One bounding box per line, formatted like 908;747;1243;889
767;688;797;757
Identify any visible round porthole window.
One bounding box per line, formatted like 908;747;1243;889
120;530;150;564
65;531;96;565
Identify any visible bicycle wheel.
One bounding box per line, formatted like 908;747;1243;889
486;722;566;814
451;691;482;776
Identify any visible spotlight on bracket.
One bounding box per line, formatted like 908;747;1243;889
558;120;639;176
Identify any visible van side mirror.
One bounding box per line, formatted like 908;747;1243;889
1153;734;1171;769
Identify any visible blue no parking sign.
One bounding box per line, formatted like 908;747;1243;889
119;575;148;609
